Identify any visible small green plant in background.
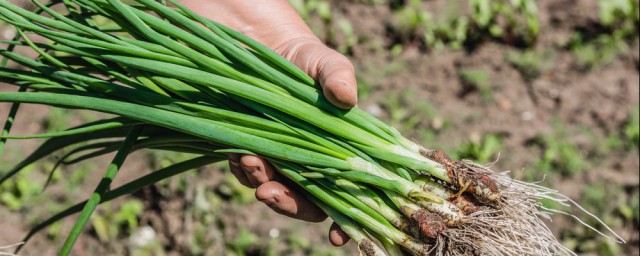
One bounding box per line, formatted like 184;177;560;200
287;228;311;253
356;60;406;101
289;0;332;44
597;105;639;152
469;0;539;43
396;0;540;49
390;0;429;42
623;105;639;149
0;164;41;210
535;138;585;177
599;0;639;38
393;0;470;50
505;49;555;81
356;0;385;5
380;88;445;136
563;0;638;70
423;10;469;50
334;18;358;54
528;122;587;179
471;0;540;46
453;133;503;163
288;0;331;23
91;200;144;242
289;0;359;54
566;33;631;70
41;108;73;132
458;69;493;102
227;227;259;256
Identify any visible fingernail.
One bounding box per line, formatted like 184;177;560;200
229;160;240;167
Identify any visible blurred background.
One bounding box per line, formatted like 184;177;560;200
0;0;638;255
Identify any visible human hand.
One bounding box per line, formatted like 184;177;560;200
177;0;357;246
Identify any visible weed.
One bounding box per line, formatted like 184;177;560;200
458;69;493;102
41;108;73;132
227;227;259;255
598;105;639;151
391;0;427;42
599;0;639;37
0;164;40;210
63;162;95;193
562;0;638;70
91;200;144;242
388;0;540;50
380;88;443;138
423;1;469;50
47;221;63;240
528;122;586;178
505;49;555;81
566;33;630;70
535;137;585;176
288;0;331;22
356;0;385;5
335;18;358;54
287;228;311;253
453;133;502;163
289;0;335;46
356;61;406;101
390;44;403;57
623;105;639;149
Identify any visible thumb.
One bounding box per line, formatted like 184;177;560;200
277;39;358;109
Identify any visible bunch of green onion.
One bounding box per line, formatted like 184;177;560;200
0;1;622;255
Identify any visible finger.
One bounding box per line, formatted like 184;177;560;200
239;155;277;187
328;222;351;246
280;40;358;109
255;181;327;222
316;51;358;109
228;153;254;188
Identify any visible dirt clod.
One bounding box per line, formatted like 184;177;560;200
421;149;501;204
411;210;446;241
450;194;485;215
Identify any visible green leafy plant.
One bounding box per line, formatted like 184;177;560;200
389;0;539;50
566;33;630;70
334;18;358;54
505;49;555;81
454;133;502;163
289;0;333;43
599;0;639;37
562;0;638;70
623;106;639;149
289;0;331;23
458;69;493;102
379;88;444;138
0;164;40;210
227;227;259;256
91;200;144;242
530;123;586;177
